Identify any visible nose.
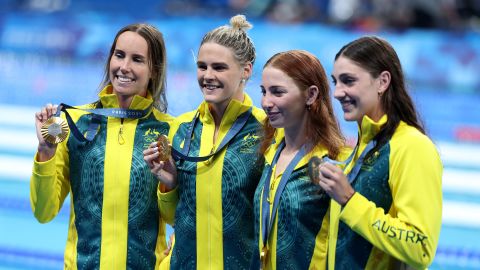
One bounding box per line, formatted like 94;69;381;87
204;67;214;80
261;92;273;111
333;84;345;100
120;58;131;73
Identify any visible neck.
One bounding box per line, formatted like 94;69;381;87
209;103;227;127
117;96;132;109
360;108;385;126
283;126;307;154
283;113;309;153
210;92;245;128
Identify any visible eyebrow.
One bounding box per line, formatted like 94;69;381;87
264;85;285;91
132;53;146;59
114;49;147;59
196;61;228;66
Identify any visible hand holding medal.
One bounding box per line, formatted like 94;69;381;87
35;104;69;145
35;104;70;162
156;134;171;162
143;135;178;190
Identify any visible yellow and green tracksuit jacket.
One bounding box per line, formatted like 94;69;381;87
328;115;443;270
161;93;265;269
30;85;174;270
252;136;350;270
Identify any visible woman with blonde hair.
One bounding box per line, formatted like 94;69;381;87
144;15;265;269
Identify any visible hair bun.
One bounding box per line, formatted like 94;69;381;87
230;14;252;31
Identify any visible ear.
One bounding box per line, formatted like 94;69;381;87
242;61;253;80
378;70;391;95
306;85;319;106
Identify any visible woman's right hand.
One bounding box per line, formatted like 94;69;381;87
143;141;178;190
35;104;58;162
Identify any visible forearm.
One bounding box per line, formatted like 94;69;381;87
340;192;440;269
30;150;70;223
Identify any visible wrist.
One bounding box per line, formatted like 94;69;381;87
159;182;177;193
341;190;356;207
37;144;56;162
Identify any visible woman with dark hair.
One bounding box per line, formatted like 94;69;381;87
317;36;443;269
251;50;345;269
31;23;173;269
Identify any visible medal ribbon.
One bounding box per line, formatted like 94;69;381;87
261;140;307;251
171;107;252;162
55;103;153;142
321;139;376;183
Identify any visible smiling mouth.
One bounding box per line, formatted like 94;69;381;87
267;111;281;120
203;83;221;90
340;99;355;110
116;75;135;83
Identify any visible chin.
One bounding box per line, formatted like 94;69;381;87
203;96;217;104
342;113;357;122
269;121;284;129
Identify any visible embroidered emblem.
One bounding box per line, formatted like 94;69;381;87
239;133;260;154
143;128;161;148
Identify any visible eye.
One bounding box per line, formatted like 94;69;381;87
271;87;286;97
331;77;337;86
212;64;227;71
114;50;125;59
133;56;145;63
197;63;207;70
339;74;356;86
342;77;355;86
260;86;266;96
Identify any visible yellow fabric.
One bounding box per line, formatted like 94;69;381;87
30;85;173;269
260;138;343;270
157;187;179;225
195;96;251;269
328;115;443;270
160;93;265;269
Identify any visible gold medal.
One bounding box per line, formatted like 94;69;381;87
260;246;268;270
157;134;171;162
41;117;69;144
308;156;323;184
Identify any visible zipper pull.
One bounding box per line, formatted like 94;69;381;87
118;119;125;145
204;145;216;166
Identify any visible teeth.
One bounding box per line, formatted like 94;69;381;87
204;84;219;90
117;75;133;83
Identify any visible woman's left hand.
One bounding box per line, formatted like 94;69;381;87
143;142;178;189
317;162;355;206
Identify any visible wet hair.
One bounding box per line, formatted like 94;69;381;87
100;23;167;112
259;50;344;159
335;36;424;157
200;14;256;67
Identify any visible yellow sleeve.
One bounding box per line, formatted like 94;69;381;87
339;133;442;269
30;140;71;223
158;187;179;225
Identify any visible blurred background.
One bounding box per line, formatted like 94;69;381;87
1;0;480;269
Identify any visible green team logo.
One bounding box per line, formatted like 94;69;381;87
239;133;260;154
143;128;161;148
